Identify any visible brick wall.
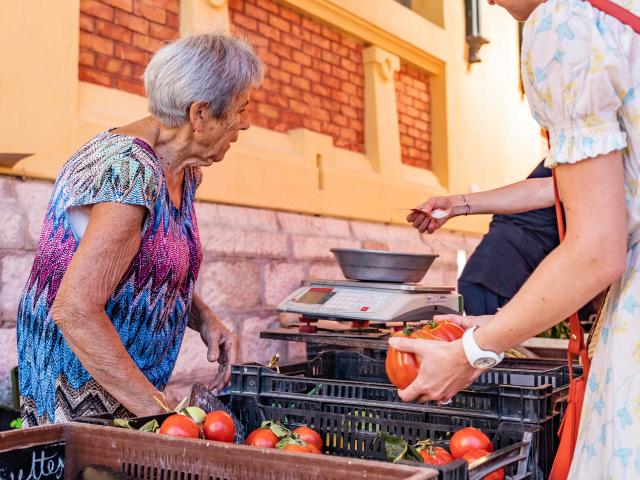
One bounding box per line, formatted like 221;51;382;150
79;0;180;96
0;175;480;405
229;0;366;153
396;62;432;169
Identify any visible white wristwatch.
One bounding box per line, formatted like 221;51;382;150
462;326;504;368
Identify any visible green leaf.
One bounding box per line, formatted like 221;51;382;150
306;384;324;396
9;418;22;429
139;419;159;433
377;432;422;463
182;406;206;425
261;420;291;438
405;444;424;463
276;434;307;449
113;419;133;429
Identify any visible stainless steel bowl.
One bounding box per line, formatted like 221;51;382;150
330;248;438;283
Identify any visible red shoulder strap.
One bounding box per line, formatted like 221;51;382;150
589;0;640;33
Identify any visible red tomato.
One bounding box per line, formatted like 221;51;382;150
245;428;278;448
283;443;311;453
462;449;504;480
158;414;200;439
292;426;323;451
450;427;493;459
386;329;420;389
203;411;235;443
418;320;464;341
418;446;453;465
307;443;322;454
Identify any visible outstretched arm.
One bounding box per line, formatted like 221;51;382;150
408;176;554;233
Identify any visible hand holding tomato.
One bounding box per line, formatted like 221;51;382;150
432;314;493;331
387;337;482;403
386;322;463;390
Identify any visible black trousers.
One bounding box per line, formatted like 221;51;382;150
458;280;510;316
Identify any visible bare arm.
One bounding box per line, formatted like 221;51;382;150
391;151;627;403
461;177;554;215
408;176;554;233
475;152;626;352
51;202;166;416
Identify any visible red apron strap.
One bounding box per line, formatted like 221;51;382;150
589;0;640;34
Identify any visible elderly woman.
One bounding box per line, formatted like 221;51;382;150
16;33;263;426
400;0;640;478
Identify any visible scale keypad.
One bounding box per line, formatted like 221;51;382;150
320;291;391;313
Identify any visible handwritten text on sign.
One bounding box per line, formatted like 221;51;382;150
0;441;65;480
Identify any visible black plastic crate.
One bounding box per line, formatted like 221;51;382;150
0;406;21;432
305;351;580;391
232;351;574;423
305;343;386;362
230;394;539;480
73;395;537;480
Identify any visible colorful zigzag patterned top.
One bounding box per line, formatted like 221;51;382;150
17;131;202;426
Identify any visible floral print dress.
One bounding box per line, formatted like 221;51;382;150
522;1;640;478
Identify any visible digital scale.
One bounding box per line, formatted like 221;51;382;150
277;279;462;332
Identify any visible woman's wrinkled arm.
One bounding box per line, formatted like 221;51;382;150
50;202;167;416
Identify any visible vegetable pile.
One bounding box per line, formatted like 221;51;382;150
379;426;504;480
246;421;323;454
114;402;323;454
115;405;237;443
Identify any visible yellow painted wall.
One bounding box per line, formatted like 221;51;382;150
0;0;541;234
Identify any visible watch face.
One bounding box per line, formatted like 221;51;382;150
473;357;497;369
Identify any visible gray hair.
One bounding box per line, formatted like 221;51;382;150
144;33;263;127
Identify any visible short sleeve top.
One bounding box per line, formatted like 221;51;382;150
17;131;203;425
521;0;640;244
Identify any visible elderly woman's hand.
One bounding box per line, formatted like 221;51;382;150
189;294;237;392
198;310;236;392
388;336;483;403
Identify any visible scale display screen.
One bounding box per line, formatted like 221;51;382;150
296;288;333;305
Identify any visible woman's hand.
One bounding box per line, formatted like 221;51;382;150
388;337;483;403
407;195;460;234
433;314;493;330
200;312;236;392
189;294;237;392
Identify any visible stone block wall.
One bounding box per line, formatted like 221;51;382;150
0;175;481;405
